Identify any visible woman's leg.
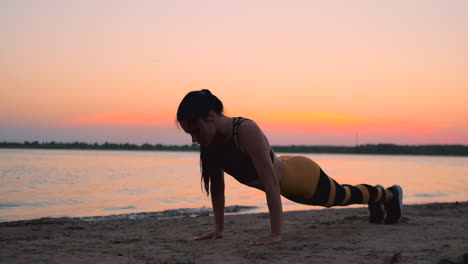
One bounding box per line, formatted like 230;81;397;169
279;156;386;206
279;155;402;223
310;169;386;207
310;168;403;224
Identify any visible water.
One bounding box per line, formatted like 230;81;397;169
1;149;467;222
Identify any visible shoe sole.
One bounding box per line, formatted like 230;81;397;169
385;185;403;224
394;185;403;219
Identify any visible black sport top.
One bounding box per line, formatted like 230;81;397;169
216;117;274;185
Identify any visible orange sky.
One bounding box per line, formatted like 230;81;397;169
1;1;467;145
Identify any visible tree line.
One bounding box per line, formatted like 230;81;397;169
0;141;467;156
0;141;199;151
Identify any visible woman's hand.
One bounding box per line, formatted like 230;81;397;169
193;230;223;240
250;234;282;245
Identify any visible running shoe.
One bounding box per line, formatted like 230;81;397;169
384;185;404;224
368;185;386;224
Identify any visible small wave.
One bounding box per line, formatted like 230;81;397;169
0;200;81;209
0;202;48;209
414;192;448;198
0;203;25;209
117;188;150;195
161;200;178;204
80;205;259;222
102;206;139;211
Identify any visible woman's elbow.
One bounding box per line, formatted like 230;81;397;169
264;182;281;196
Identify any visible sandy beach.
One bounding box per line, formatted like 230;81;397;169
1;202;467;264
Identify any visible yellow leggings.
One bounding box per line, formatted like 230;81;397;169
279;155;386;207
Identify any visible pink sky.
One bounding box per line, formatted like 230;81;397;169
1;1;467;145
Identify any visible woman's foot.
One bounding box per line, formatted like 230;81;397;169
368;185;386;224
384;185;404;224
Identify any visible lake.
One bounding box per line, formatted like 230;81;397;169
1;149;467;222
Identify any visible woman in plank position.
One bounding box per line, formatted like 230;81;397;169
177;89;403;245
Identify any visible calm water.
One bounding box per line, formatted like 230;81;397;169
1;149;467;222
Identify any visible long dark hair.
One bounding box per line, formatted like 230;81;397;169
177;89;223;194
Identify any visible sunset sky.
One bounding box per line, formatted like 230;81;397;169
2;0;467;146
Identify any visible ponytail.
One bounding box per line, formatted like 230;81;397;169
176;89;223;123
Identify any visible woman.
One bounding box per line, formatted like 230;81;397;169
176;89;403;245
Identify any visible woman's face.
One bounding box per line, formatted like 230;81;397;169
179;118;216;146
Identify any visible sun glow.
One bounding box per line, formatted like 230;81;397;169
66;111;174;126
235;110;442;135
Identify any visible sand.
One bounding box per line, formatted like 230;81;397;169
1;202;467;264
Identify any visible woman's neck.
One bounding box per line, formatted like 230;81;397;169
214;115;233;143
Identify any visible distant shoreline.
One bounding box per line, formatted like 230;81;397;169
1;141;467;156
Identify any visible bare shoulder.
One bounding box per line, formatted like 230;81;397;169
236;118;268;150
237;118;262;136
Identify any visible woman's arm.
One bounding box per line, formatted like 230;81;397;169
194;169;225;240
238;120;283;245
211;170;225;234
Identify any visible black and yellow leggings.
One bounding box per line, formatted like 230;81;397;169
279;155;386;207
